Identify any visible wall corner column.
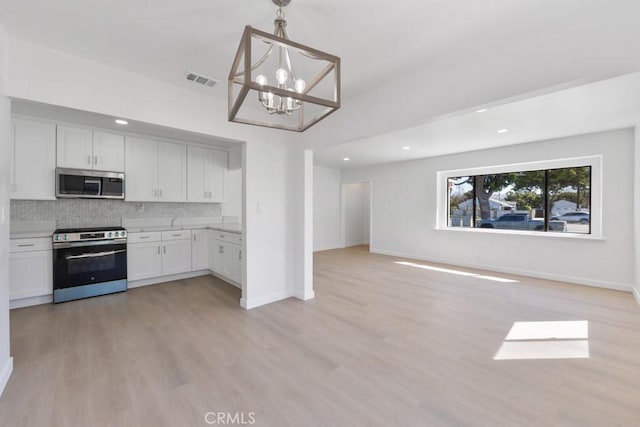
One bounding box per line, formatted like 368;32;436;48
634;125;640;307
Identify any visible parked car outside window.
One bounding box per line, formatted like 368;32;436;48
550;212;590;224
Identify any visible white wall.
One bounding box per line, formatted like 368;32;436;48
343;182;370;247
342;129;636;291
313;166;342;251
6;38;305;310
0;18;13;397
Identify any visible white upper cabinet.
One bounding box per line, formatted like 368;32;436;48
125;138;187;202
10;119;56;200
187;146;207;203
56;125;94;169
93;131;125;172
207;149;227;202
158;142;187;202
57;125;125;172
125;136;159;202
187;146;227;203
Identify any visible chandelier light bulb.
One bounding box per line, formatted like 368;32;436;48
294;79;306;93
275;68;288;85
256;74;268;86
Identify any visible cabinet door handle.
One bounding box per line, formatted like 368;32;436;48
203;191;207;199
87;155;91;164
94;156;98;165
239;250;242;260
159;190;163;198
193;234;197;242
17;243;35;247
219;245;223;254
157;246;160;255
139;236;150;239
163;246;166;254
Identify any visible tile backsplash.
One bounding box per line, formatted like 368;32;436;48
11;199;222;228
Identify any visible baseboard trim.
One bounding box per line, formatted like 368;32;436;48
313;244;343;253
294;290;315;301
241;291;294;310
10;294;53;309
128;270;211;289
0;357;14;398
633;287;640;307
345;241;368;248
371;248;634;293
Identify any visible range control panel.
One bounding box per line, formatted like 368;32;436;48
53;229;127;243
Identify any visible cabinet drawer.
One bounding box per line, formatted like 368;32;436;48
213;231;242;244
128;232;162;243
10;238;51;253
162;230;192;241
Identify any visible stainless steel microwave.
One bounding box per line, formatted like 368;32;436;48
56;168;125;199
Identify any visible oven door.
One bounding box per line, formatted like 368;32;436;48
54;242;127;290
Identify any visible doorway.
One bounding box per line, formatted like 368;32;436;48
342;181;371;249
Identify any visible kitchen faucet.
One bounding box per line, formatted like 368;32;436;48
170;216;178;227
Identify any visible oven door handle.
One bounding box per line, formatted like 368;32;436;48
65;249;126;260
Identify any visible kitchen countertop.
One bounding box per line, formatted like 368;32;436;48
125;223;243;234
10;223;243;240
10;231;55;240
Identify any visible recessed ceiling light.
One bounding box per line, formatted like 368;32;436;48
497;129;509;134
343;157;350;161
476;108;488;113
402;146;411;150
115;119;129;125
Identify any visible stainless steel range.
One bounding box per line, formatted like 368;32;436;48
52;227;128;303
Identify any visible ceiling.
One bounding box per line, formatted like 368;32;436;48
1;0;640;166
11;99;240;148
1;0;640;103
314;73;640;168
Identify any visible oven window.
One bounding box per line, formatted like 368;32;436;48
68;253;116;275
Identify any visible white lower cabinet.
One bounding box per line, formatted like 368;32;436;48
210;238;225;275
162;239;192;275
128;231;192;281
230;245;242;283
128;229;240;287
127;240;162;281
9;238;53;301
191;230;209;271
209;231;242;287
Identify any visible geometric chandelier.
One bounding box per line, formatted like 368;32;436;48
228;0;341;132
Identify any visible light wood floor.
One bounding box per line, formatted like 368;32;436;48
1;246;640;426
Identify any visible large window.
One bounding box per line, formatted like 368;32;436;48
447;166;591;234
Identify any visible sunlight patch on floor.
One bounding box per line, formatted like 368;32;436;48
394;261;519;283
494;320;590;360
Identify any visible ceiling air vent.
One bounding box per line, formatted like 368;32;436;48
184;71;218;88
